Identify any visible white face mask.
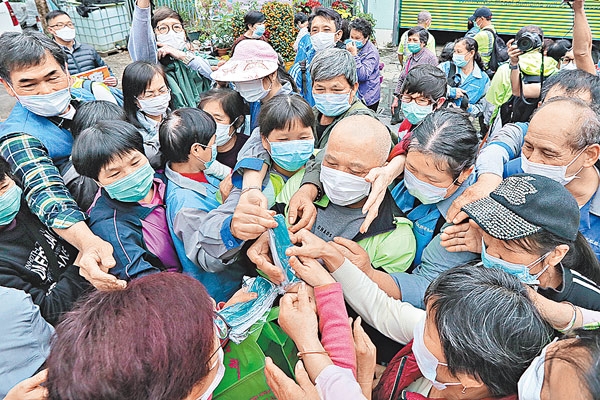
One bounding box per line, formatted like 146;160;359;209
517;342;553;400
16;86;72;117
520;149;586;186
137;93;171;117
412;316;462;391
196;347;225;400
562;62;577;71
234;79;270;103
214;117;239;146
156;31;187;50
320;165;371;206
55;26;76;41
310;32;336;52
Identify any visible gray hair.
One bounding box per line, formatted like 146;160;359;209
425;263;553;396
310;48;357;87
533;96;600;151
417;10;432;24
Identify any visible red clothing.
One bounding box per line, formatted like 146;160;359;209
180;171;209;184
388;120;414;161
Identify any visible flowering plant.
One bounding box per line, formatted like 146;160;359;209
261;1;296;62
294;0;321;14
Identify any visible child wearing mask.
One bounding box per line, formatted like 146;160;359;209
72;120;181;280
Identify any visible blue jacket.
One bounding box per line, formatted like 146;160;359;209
391;174;475;265
88;174;178;280
438;61;490;115
0;88;96;166
164;165;246;302
505;159;600;261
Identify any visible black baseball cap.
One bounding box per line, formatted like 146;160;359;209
469;7;492;22
462;174;580;242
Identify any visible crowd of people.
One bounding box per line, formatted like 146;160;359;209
1;0;600;399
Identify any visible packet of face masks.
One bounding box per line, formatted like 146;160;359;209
219;214;300;343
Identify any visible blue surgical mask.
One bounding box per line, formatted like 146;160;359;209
407;43;422;54
345;38;364;49
103;161;155;203
481;240;551;285
401;100;433;125
0;184;22;225
252;24;266;38
412;316;462;391
313;92;352;117
403;169;455;205
197;143;217;169
452;54;469;68
269;139;314;172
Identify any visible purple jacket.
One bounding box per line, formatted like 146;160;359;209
394;48;438;94
354;40;381;107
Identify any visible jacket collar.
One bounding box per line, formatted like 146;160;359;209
164;163;220;195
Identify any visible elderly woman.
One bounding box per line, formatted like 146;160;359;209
346;18;381;112
391;26;438;116
45;272;231;400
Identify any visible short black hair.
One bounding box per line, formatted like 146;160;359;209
159;108;216;164
244;10;265;29
546;39;571;63
309;7;342;31
71;101;127;138
0;30;67;83
72;121;146;180
0;157;11;183
199;88;248;131
294;12;308;25
45;10;70;24
516;25;544;43
258;95;314;139
541;68;600;105
122;61;169;129
402;64;447;101
407;26;429;45
349;17;372;39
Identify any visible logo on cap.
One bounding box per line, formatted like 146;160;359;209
495;176;537;206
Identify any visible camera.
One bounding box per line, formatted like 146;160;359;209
515;32;543;53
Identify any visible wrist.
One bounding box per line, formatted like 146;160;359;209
322;247;345;272
509;63;519;70
300;182;321;201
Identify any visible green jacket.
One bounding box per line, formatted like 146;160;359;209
275;170;416;274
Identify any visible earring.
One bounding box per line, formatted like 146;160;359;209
462;386;467;394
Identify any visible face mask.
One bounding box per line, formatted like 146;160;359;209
252;24;265;38
313;92;352;117
452;54;469;68
517;343;551;400
320;165;371;206
520;149;586;186
16;86;72;117
310;32;336;52
412;316;462;391
137;93;170;117
234;78;270;103
562;62;577;71
197;143;218;169
103;161;155;203
481;240;551;285
196;347;225;400
401;100;433;125
156;31;186;50
269;139;314;172
404;169;455;205
55;26;76;41
345;38;364;49
0;184;22;225
407;43;422;54
214;118;238;147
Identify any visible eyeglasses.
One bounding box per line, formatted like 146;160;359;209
137;87;170;100
49;22;75;29
401;94;433;107
155;23;184;34
207;312;230;364
560;56;574;65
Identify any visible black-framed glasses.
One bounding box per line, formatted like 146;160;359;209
155;23;184;34
401;93;434;106
49;22;75;29
207;312;230;364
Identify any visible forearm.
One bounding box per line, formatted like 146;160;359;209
366;268;402;299
242;163;268;189
296;337;334;383
128;1;157;62
573;3;596;74
53;221;100;252
510;68;522;97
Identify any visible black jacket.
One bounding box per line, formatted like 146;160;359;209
60;40;111;75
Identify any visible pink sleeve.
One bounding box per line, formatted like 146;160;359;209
314;282;357;377
315;365;366;400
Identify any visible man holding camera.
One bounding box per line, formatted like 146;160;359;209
485;25;558;126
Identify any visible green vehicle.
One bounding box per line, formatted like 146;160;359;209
397;0;600;39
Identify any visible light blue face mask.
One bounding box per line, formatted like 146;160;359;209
0;184;22;225
103;161;155;203
269;139;314;172
252;24;266;38
401;100;433;125
313;92;352;117
481;240;551;285
197;143;217;169
403;169;456;205
452;53;469;68
344;38;365;49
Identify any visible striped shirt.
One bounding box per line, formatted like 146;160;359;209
539;266;600;311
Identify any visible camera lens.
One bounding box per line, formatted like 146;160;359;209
517;37;533;52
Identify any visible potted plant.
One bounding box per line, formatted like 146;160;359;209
212;13;234;56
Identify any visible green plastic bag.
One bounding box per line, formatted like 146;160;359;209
212;307;299;400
